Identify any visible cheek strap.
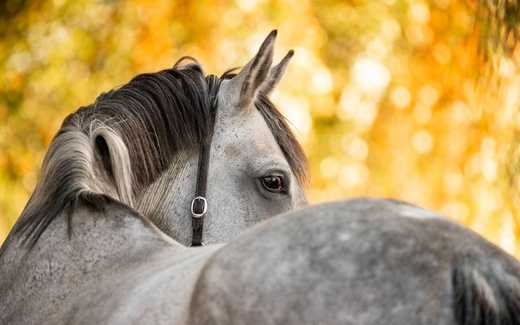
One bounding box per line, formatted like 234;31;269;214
191;108;216;247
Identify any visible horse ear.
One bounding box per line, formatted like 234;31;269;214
452;257;520;325
224;30;277;108
259;49;294;96
92;127;134;207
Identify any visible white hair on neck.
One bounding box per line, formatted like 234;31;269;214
91;124;134;207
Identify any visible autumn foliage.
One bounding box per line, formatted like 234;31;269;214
0;0;519;256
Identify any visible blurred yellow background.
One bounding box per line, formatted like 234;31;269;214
1;0;520;256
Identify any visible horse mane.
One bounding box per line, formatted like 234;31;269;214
452;257;520;325
11;61;308;249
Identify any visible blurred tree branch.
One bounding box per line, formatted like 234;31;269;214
474;0;520;59
0;0;29;20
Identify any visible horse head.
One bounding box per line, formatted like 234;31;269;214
9;30;308;248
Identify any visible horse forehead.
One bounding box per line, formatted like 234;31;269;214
219;114;280;159
215;103;278;145
215;81;281;152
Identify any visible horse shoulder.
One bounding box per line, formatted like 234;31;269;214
0;198;176;324
58;244;222;325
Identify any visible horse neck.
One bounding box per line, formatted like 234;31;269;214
0;200;179;323
135;150;198;241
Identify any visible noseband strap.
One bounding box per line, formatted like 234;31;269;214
191;108;216;246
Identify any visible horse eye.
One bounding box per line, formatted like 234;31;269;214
261;175;286;193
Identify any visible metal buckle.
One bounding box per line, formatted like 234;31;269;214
191;196;207;218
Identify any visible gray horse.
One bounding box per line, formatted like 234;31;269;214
0;31;308;324
188;198;520;325
3;31;519;325
5;198;519;324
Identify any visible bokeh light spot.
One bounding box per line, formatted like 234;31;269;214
409;2;431;24
311;68;334;94
352;57;391;94
391;86;412;109
412;129;434;153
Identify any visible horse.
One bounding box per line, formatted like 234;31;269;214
0;30;308;324
187;198;520;325
9;198;518;324
3;31;518;325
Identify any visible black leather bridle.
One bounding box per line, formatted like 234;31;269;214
190;97;217;246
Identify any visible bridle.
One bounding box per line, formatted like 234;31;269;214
190;87;218;247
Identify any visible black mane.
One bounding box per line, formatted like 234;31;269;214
80;63;220;190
